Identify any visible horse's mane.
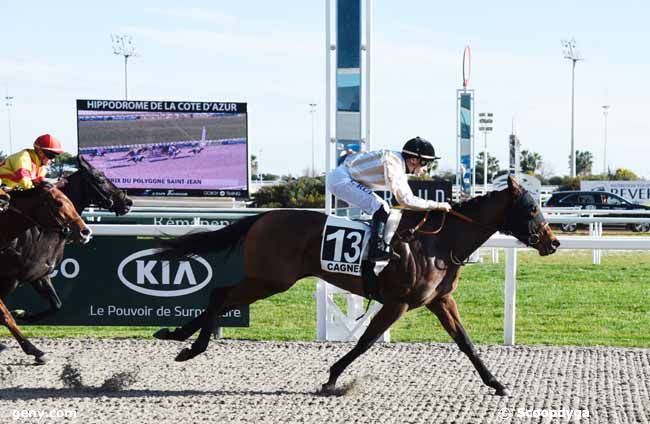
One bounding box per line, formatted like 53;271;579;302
454;189;503;214
8;183;52;199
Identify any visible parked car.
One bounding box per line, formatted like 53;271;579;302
544;191;650;232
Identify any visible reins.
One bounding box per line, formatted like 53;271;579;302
411;209;499;236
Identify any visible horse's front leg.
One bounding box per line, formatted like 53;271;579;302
427;295;508;396
322;302;408;392
13;277;62;323
0;299;47;364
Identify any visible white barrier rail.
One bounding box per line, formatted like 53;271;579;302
87;225;650;345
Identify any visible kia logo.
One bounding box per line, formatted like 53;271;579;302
117;249;213;297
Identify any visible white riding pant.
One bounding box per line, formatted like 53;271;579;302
326;165;388;216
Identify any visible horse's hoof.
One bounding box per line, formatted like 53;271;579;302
495;387;510;397
175;348;194;362
320;383;335;393
34;354;49;365
153;328;171;340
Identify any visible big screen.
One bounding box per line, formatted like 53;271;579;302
77;99;248;197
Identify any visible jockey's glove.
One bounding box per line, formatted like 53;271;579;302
428;201;452;212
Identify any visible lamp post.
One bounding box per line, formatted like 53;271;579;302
309;103;317;177
562;38;583;177
478;112;493;194
602;104;610;174
111;34;137;100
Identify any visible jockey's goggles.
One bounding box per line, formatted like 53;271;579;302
43;150;59;160
419;159;434;169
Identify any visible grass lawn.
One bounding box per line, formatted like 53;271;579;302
3;250;649;347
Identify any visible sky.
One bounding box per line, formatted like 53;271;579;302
1;1;649;178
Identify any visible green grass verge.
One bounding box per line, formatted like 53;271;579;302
3;250;649;347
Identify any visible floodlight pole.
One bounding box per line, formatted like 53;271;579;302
562;38;583;177
4;90;13;153
602;104;610;174
478;112;493;195
309;103;317;176
111;34;137;100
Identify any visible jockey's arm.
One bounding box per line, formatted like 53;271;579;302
384;155;451;212
1;151;36;190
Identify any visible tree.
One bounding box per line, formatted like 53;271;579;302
520;150;542;175
574;150;593;176
253;176;324;208
612;168;640;181
47;153;76;178
474;152;500;183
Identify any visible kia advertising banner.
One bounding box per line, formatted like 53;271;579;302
5;238;249;327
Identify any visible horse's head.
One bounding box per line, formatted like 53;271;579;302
500;176;559;256
31;183;93;244
70;156;133;215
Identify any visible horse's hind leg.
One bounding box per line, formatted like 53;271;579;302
174;286;231;361
0;299;47;364
322;302;408;392
427;295;508;396
154;312;205;341
157;275;291;344
172;276;293;361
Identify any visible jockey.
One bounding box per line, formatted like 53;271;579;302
327;136;452;262
0;134;64;190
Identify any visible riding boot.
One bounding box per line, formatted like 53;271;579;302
368;207;391;262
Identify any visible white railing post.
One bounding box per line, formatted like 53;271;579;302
504;247;517;345
491;247;499;263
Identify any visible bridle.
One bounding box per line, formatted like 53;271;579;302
77;167;130;214
405;191;550;264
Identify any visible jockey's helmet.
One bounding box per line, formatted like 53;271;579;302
402;137;440;163
34;134;64;158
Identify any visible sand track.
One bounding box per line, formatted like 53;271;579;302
0;339;648;423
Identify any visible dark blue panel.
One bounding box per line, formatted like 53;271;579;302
460;93;472;109
337;0;361;69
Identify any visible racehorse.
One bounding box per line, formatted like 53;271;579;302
154;176;559;395
0;157;132;363
0;183;92;363
0;189;9;212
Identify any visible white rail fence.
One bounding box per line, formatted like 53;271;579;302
89;224;650;345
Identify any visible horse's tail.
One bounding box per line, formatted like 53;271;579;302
156;212;267;260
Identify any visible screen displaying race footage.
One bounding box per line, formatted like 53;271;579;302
76;99;248;198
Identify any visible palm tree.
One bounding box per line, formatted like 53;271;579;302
475;152;500;183
520;150;542;175
574;150;593;176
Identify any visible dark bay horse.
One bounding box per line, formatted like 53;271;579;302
0;157;132;363
154;176;559;395
0;183;91;363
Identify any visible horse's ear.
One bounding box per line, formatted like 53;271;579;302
507;174;523;197
77;155;89;170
